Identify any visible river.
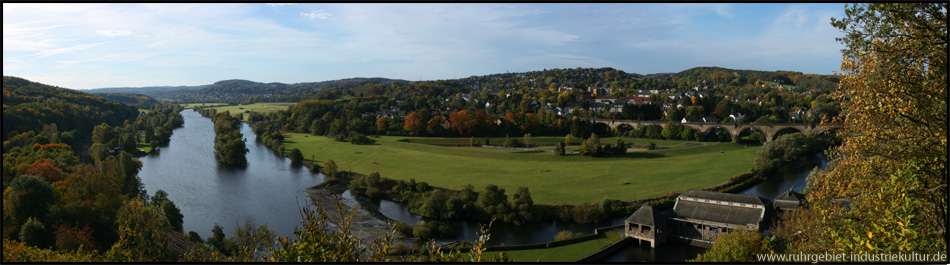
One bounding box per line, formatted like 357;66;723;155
138;109;827;261
138;109;318;240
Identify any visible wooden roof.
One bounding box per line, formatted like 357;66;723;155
674;190;768;226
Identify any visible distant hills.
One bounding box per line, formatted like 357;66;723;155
87;77;402;102
83;66;838;103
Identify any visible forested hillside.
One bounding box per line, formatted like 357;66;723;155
2;76;140;145
3;76;188;261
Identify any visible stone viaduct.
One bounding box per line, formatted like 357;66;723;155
591;118;843;142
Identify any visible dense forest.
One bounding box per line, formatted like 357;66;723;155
2;76;190;261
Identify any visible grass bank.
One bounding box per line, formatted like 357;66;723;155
281;134;759;205
463;231;623;262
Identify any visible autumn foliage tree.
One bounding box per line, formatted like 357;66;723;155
403;111;424;135
784;3;947;258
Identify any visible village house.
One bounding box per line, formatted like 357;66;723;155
681;117;702;123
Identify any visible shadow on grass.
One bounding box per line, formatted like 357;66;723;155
619;152;666;159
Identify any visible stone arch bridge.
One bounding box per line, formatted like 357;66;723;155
592;118;843;142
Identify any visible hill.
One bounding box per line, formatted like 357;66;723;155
89;77;404;103
2;76;140;143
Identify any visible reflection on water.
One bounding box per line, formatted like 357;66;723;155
738;152;828;198
138;109;321;239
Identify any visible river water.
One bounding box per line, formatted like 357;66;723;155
138;109;318;240
139;109;827;261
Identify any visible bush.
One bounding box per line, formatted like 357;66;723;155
504;138;521;148
347;133;371;145
553;230;584;241
647;142;657;150
571;203;605;224
554;142;566;156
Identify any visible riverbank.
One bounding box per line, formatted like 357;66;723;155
302;180;406;241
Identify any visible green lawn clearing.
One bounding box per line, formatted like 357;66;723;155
281;134;759;205
470;231;624;262
184;102;295;121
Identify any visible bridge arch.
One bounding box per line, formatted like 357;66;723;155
735;127;765;143
770;127;804;142
698;126;733;142
616;123;635;134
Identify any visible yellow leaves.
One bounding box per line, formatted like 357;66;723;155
867;231;873;239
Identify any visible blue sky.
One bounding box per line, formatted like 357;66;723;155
3;3;847;90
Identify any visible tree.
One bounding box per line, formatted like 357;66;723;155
791;3;947;257
108;199;171;262
3;175;54;239
19;217;50;248
288;148;304;167
24;160;63;182
690;229;770;262
403;112;424;135
420;190;449;218
522;133;531;148
159;201;184;233
206;224;229;256
426;116;445;135
231;221;275;262
375;116;391;135
476;184;509;220
661;123;683;140
53;223;96;252
322;159;338;178
510;187;533;223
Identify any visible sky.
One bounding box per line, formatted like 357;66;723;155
3;3;848;90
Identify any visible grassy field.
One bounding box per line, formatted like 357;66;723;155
471;231;624;262
281;134;759;205
136;142;153;154
183;102;295;121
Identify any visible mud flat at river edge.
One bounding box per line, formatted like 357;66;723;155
303;180;406;241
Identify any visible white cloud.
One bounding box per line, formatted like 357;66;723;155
266;3;295;7
96;29;133;36
301;10;332;20
32;41;116;57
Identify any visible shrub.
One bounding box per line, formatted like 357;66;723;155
504;138;521;148
553;230;584;241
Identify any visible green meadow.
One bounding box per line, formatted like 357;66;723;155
281;134;759;205
183;102;294;121
473;231;624;262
